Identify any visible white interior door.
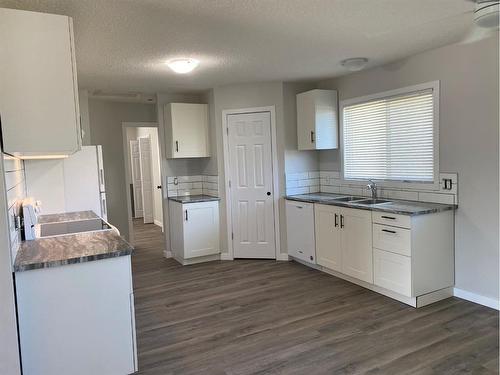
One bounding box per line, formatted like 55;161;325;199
130;140;143;218
139;136;154;224
228;111;276;259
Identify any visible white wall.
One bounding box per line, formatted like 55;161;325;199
88;99;157;240
317;35;499;302
78;89;92;146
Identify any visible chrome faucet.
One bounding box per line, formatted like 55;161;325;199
367;180;377;200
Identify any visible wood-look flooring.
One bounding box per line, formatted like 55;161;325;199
131;219;499;375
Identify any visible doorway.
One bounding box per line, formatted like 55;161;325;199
223;107;281;259
123;123;164;243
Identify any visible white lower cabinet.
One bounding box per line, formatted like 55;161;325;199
373;248;412;296
340;208;373;283
285;200;316;264
289;199;455;308
314;205;372;283
169;200;220;264
16;256;137;375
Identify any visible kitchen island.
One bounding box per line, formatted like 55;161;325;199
14;211;137;375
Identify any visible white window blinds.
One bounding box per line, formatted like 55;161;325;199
342;88;436;183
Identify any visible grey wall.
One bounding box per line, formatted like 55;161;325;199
317;35;499;301
78;89;92;146
88;99;157;240
212;81;287;254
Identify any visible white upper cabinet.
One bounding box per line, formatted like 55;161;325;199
0;8;81;158
296;89;338;150
164;103;210;158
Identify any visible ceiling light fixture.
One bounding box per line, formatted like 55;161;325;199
167;58;200;74
340;57;369;72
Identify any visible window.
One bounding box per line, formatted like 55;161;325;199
341;82;438;184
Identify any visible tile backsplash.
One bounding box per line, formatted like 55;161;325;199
167;175;219;197
3;154;26;263
286;170;458;205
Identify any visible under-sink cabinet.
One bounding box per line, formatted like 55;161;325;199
315;205;373;283
285;199;455;307
169;200;220;265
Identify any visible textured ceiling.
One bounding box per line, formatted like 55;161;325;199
0;0;477;93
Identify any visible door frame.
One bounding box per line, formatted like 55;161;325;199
122;121;163;245
221;106;282;260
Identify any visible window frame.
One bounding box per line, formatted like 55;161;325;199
339;80;440;191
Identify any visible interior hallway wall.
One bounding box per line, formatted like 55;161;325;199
88;99;157;241
317;35;499;302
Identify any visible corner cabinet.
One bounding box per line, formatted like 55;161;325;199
169;200;220;265
164;103;210;158
0;8;81;158
296;89;338;150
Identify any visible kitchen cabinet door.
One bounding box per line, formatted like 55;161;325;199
314;204;342;271
340;207;373;283
165;103;210;158
285;200;316;264
0;9;81;158
296;89;338;151
183;201;219;258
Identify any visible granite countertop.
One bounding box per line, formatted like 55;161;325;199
285;193;456;216
38;210;100;224
168;195;221;204
14;230;133;272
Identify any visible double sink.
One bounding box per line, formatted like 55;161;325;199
331;196;391;205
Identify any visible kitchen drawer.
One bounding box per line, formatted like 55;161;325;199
374;249;412;297
372;211;411;229
373;224;411;256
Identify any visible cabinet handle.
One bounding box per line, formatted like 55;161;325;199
175;141;179;152
295;205;303;209
382;229;396;234
340;214;344;228
310;131;315;143
185;210;188;221
334;213;338;227
381;215;396;220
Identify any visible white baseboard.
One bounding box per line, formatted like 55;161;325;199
154;220;163;229
453;288;499;310
276;253;290;261
220;253;233;261
163;250;172;258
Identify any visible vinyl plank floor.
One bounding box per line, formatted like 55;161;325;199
131;219;499;375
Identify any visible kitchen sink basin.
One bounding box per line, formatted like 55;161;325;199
330;196;365;202
355;198;392;205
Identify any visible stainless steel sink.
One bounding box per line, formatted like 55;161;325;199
330;196;366;202
355;198;392;205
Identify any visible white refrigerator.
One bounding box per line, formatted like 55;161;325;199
25;146;108;220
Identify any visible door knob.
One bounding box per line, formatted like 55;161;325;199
267;192;271;196
157;185;162;189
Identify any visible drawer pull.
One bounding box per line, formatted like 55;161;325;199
295;206;303;209
334;213;338;227
381;215;396;220
382;229;396;234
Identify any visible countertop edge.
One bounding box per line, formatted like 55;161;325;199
14;248;133;273
168;195;221;204
285;195;457;216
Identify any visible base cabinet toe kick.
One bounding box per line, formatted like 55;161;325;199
285;200;455;308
